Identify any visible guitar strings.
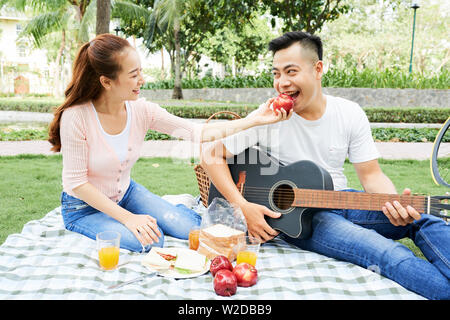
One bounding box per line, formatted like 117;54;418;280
241;185;442;202
236;187;442;210
240;189;437;204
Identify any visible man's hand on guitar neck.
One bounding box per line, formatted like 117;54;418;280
354;161;422;227
381;188;422;227
239;200;281;243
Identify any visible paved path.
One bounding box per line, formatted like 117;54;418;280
0;140;447;160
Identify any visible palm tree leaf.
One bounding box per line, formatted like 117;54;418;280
20;11;65;47
12;0;68;13
112;0;151;23
153;0;179;31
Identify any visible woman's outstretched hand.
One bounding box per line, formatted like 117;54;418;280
251;97;293;125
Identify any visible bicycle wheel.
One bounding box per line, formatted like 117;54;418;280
431;117;450;187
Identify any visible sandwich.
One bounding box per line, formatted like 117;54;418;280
197;224;245;261
141;247;178;270
141;247;208;274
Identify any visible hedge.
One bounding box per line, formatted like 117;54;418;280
1;126;448;143
0;98;448;123
143;68;450;90
0;99;59;113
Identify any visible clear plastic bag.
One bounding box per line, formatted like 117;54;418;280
197;198;247;261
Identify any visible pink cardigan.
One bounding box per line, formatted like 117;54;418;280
60;98;203;202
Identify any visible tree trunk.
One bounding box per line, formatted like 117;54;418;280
172;22;183;100
161;47;165;79
96;0;111;35
53;29;66;97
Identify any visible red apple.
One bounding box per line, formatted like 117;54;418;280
233;263;258;287
273;93;294;113
210;255;233;276
213;269;237;297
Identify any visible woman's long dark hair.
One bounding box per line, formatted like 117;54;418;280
48;34;131;152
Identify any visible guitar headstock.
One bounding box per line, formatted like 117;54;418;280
429;194;450;219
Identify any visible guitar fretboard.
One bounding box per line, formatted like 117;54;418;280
292;189;426;213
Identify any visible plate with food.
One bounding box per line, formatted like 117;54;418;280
141;247;211;279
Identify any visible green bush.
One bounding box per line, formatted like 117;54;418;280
163;105;256;119
371;128;449;143
323;68;450;89
144;130;173;140
0;128;48;141
164;106;449;123
143;68;450;90
1;126;446;143
363;108;449;124
0;98;448;123
0;98;60;113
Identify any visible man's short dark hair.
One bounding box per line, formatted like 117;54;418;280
268;31;323;61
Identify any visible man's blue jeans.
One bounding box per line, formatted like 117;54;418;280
60;180;201;253
281;190;450;300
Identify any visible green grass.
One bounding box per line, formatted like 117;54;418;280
0;156;448;259
0;155;199;245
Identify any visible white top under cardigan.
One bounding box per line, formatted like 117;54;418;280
92;102;131;163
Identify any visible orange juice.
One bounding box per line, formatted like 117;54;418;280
189;229;200;250
236;250;257;266
98;246;120;270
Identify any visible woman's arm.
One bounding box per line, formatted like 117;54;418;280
200;98;291;142
72;182;161;246
147;97;291;144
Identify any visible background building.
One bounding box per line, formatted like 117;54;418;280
0;7;51;95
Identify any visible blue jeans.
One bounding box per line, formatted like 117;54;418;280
281;190;450;300
61;180;202;253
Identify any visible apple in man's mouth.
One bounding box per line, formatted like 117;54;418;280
273;92;296;112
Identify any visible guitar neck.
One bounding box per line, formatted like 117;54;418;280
292;189;427;213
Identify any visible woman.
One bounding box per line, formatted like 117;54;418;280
48;34;291;253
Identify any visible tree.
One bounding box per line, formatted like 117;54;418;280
148;0;187;99
115;0;259;99
261;0;350;34
199;16;276;75
96;0;111;35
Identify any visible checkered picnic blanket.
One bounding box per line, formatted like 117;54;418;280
0;199;424;300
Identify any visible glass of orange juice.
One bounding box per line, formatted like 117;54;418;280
188;226;201;251
236;236;261;267
96;231;121;270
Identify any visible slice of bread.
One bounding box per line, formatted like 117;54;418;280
174;250;207;273
197;224;245;261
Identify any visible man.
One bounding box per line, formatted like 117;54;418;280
200;31;449;299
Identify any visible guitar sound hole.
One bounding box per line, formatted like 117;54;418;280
273;184;295;210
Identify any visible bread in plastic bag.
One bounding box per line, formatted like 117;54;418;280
197;197;247;261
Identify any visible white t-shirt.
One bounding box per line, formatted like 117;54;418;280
222;95;380;190
92;101;131;163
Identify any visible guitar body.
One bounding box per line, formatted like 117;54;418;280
207;148;334;239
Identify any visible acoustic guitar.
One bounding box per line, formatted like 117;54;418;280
207;148;449;239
